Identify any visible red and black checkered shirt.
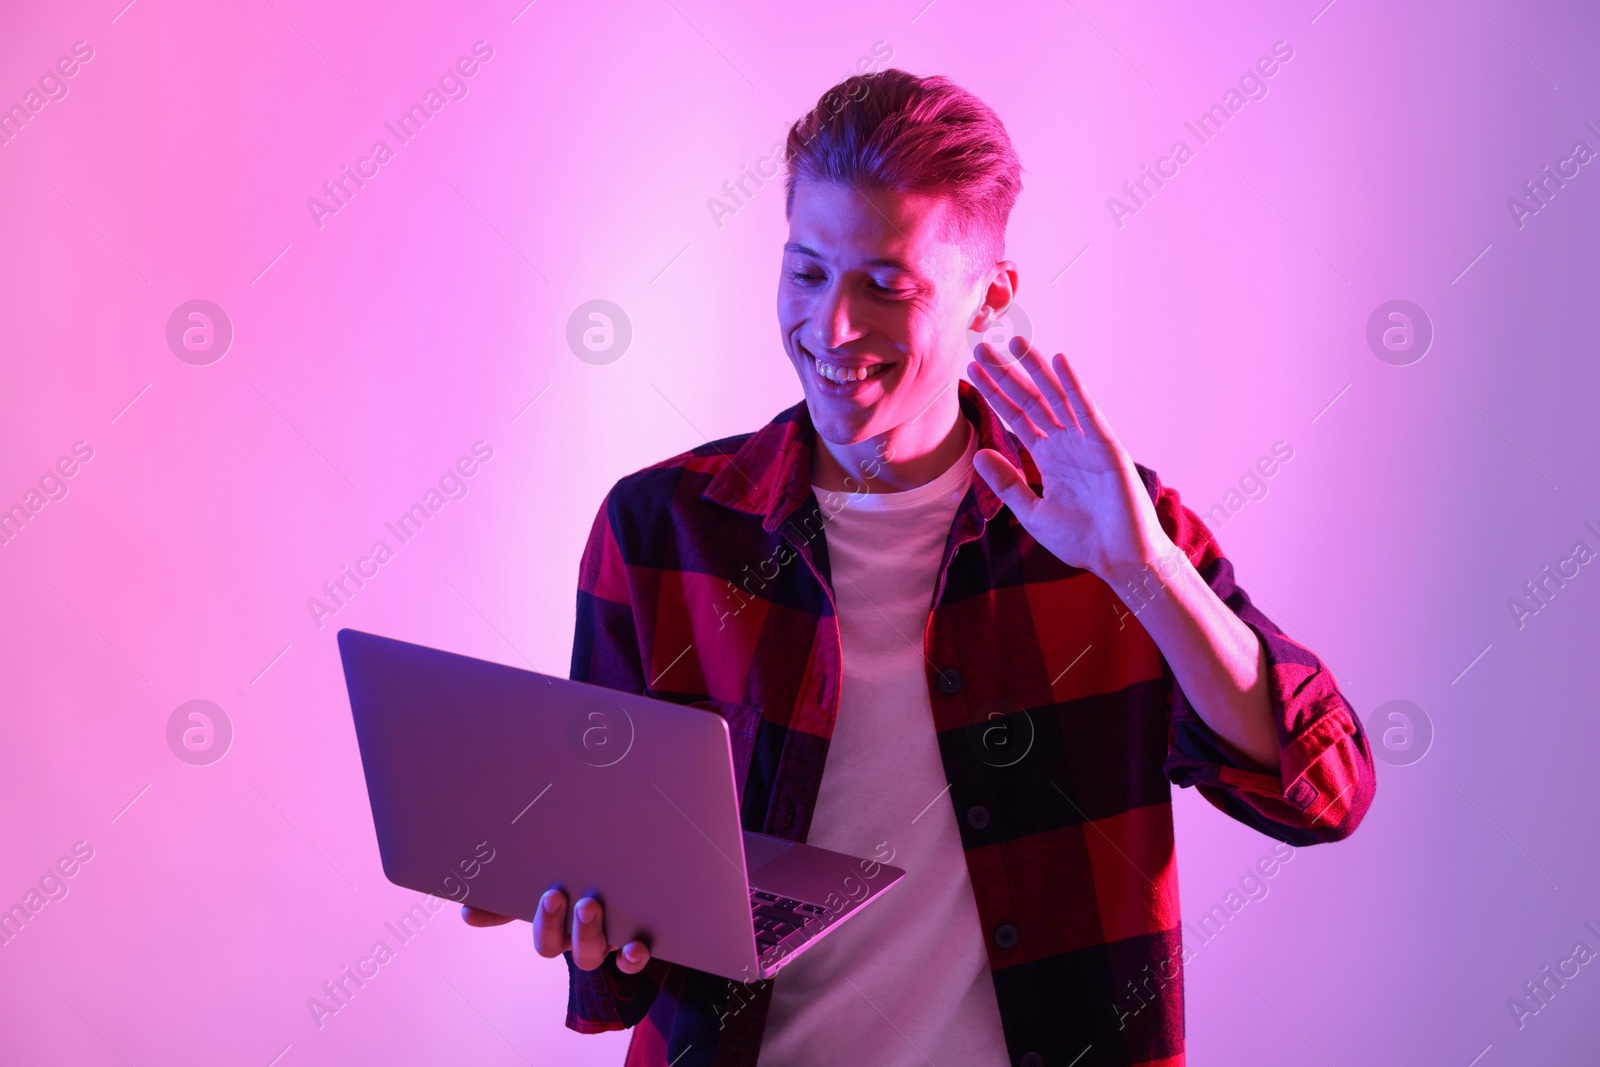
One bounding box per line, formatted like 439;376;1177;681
564;381;1375;1067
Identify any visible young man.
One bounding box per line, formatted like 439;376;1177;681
467;69;1375;1067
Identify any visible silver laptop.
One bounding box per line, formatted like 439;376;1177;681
336;628;904;982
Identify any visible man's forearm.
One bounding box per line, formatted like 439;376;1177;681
1103;547;1280;772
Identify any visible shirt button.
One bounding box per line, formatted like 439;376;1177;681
936;668;963;694
1020;1054;1044;1067
966;805;990;830
993;922;1019;950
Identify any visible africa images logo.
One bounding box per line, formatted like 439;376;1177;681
1107;40;1295;228
566;300;632;365
1365;299;1433;366
306;41;496;230
166;300;234;366
166;700;233;766
0;40;95;149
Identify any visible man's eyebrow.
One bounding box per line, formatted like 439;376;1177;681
782;243;915;273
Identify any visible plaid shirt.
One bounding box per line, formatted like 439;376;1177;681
565;381;1375;1067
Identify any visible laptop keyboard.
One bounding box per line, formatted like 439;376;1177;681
750;890;831;959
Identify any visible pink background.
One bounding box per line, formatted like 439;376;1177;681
2;0;1597;1063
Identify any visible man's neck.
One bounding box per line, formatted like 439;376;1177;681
811;394;971;494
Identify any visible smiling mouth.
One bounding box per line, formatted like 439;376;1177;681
801;343;893;387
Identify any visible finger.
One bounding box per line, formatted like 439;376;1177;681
532;889;569;958
978;340;1066;434
972;449;1039;523
571;896;610;971
461;905;515;927
616;940;652;975
966;357;1044;443
1013;337;1079;432
1052;353;1114;442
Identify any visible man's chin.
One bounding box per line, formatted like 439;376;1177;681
804;393;884;446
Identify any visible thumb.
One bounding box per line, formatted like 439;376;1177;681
973;449;1038;520
461;905;515;927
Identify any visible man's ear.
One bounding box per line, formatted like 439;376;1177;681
967;261;1020;332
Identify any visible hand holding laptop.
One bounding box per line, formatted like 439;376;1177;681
338;629;902;982
462;890;652;974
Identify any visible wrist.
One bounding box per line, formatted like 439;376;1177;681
1100;538;1186;611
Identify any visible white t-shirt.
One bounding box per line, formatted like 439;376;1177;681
757;425;1010;1067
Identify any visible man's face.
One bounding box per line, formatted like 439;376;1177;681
777;180;1001;446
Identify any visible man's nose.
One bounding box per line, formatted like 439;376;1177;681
813;284;864;351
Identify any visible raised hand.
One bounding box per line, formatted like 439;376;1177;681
964;336;1177;581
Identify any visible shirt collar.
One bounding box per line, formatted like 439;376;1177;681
702;379;1034;532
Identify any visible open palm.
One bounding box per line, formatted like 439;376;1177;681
965;336;1173;580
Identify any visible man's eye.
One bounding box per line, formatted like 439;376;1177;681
789;270;823;284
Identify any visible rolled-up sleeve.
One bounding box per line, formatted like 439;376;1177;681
1144;472;1377;845
565;951;668;1033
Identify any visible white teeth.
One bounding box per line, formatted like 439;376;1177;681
814;359;885;384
